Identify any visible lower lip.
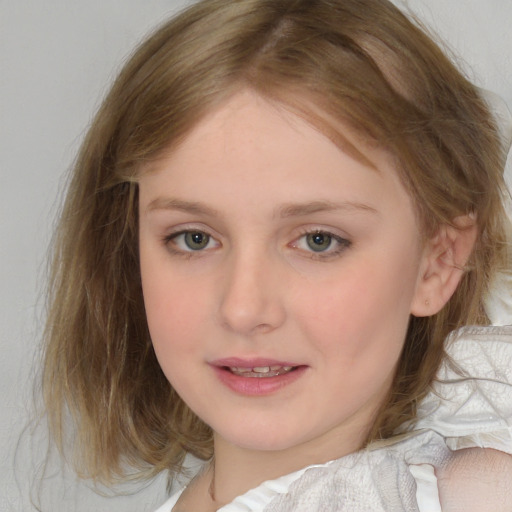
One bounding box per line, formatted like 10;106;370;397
211;365;307;396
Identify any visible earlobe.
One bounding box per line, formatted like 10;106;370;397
411;215;478;317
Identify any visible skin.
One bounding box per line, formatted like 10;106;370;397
138;90;452;509
437;448;512;512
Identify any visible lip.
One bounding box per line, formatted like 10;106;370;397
209;357;307;396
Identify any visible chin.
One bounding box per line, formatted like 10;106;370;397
215;422;315;453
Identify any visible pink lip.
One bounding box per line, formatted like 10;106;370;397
209;357;307;396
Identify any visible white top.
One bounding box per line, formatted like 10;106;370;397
155;325;512;512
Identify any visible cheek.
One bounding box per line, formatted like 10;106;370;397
140;255;210;369
297;250;420;363
142;282;209;395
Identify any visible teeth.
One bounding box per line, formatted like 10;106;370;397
230;367;251;373
253;366;270;373
228;365;296;377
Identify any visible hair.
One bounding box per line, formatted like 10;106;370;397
42;0;510;484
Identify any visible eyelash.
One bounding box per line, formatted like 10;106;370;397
162;228;351;260
291;229;351;260
163;229;219;257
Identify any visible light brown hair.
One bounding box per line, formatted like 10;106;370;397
42;0;510;483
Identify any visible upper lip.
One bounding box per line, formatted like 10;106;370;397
210;357;301;368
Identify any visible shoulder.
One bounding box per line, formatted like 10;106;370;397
436;448;512;512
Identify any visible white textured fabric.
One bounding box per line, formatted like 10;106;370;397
155;326;512;512
409;464;442;512
153;464;331;512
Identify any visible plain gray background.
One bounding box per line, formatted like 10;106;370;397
1;1;511;511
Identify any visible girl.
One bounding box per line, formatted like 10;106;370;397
42;0;512;510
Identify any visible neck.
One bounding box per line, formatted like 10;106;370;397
209;428;364;506
176;420;370;511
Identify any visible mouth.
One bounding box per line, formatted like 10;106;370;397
210;358;306;395
225;365;298;378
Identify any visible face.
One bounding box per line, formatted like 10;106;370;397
138;90;428;461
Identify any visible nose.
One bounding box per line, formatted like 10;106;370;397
218;249;286;336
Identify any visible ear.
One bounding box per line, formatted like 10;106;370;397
411;215;477;317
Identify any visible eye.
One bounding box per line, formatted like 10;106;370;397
292;230;350;258
166;230;218;252
305;232;333;252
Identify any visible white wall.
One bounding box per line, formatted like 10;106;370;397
1;1;510;511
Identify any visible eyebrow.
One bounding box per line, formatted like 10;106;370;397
146;197;377;218
146;198;221;217
278;200;378;218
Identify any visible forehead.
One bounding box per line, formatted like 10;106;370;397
143;88;392;177
138;89;415;222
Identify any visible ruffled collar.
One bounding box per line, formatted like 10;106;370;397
160;460;336;512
